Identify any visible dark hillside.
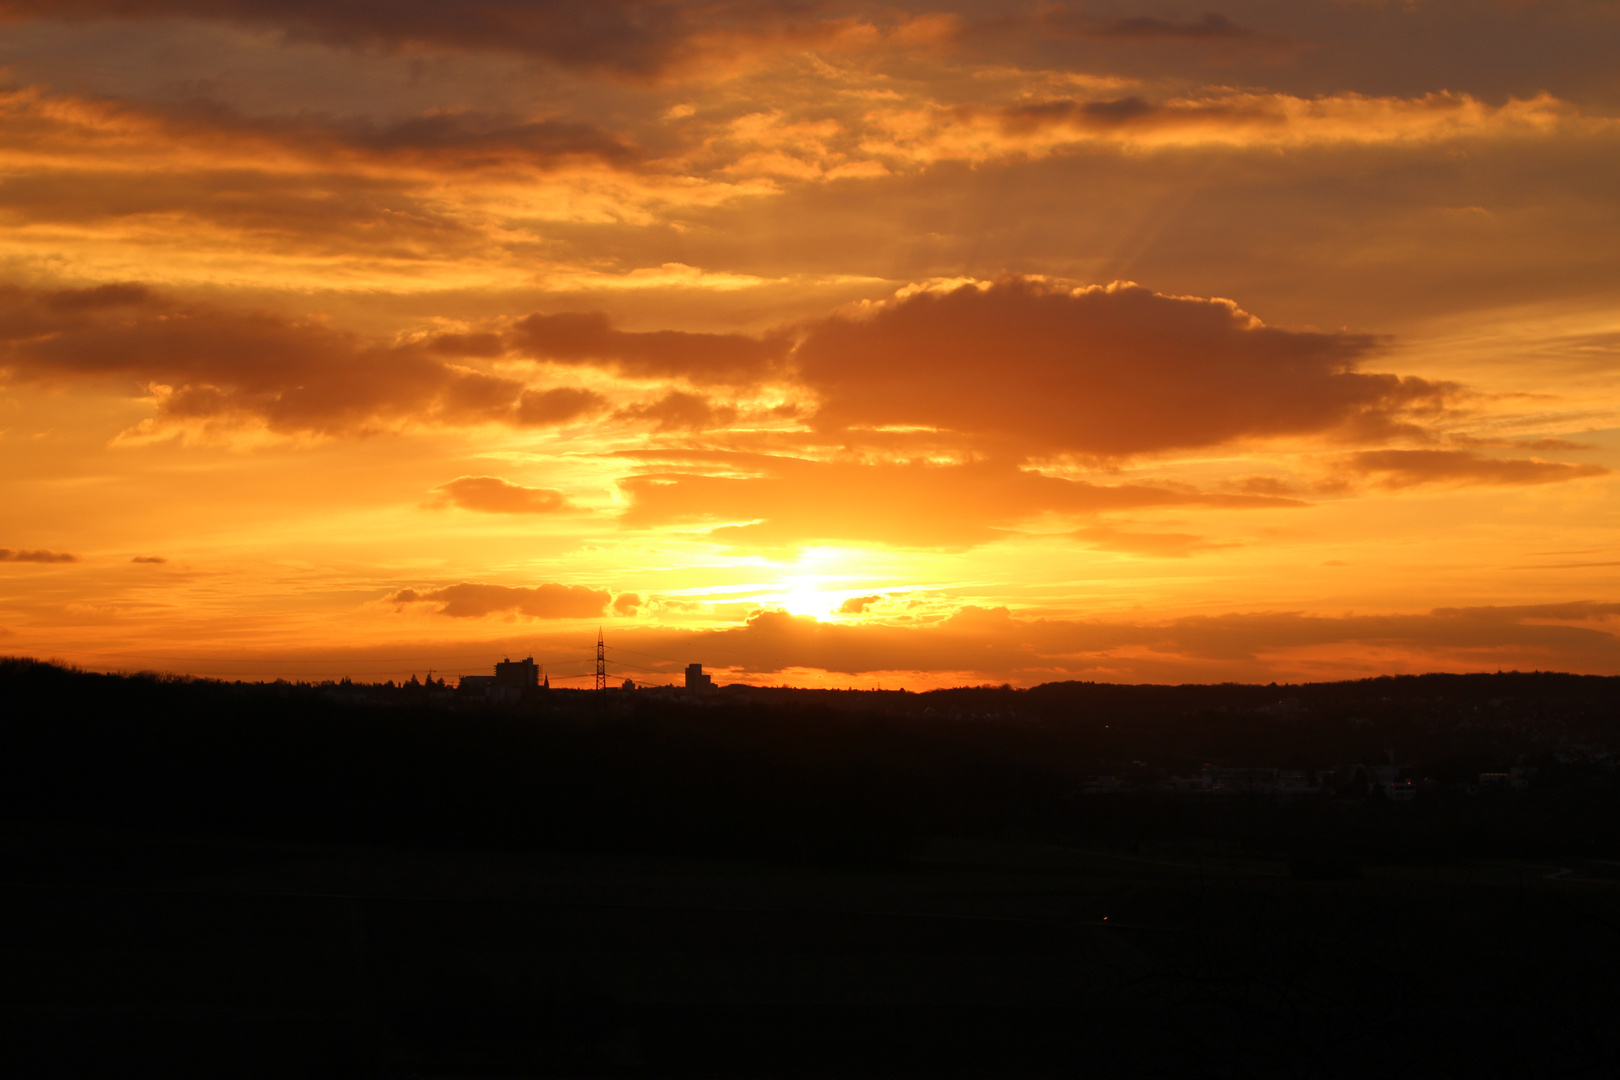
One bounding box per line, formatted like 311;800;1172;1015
6;659;1620;1077
5;659;1620;866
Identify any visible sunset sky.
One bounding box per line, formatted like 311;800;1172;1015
3;0;1618;687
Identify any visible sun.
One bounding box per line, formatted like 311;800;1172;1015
778;587;830;617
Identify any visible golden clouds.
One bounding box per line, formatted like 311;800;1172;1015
1;1;1616;683
861;91;1578;165
0;68;1603;301
615;452;1301;549
4;273;1602;524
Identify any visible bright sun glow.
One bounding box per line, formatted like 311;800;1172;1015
777;584;832;617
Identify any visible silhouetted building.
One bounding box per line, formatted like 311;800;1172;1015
495;656;540;692
459;656;545;702
685;663;714;691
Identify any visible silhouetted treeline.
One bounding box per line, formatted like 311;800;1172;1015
4;658;1620;866
0;659;1054;867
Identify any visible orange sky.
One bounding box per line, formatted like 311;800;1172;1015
2;0;1618;687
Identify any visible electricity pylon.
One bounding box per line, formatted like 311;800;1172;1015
594;627;607;693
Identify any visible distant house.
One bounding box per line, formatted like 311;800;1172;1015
685;663;714;691
1199;767;1323;797
458;674;495;697
1202;766;1279;792
1479;771;1529;791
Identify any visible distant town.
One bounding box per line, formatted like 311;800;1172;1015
326;652;719;705
263;647;1620;809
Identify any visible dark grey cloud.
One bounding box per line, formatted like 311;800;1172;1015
1344;449;1608;489
161;98;642;170
503;277;1455;460
1096;12;1253;40
386;581;612;618
45;282;154;311
0;282;605;434
0;547;79;562
795;277;1446;457
514;387;610;427
512;311;789;385
992;95;1251;134
0;1;847;79
615;390;738;431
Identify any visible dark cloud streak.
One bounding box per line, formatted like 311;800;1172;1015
615;390;738;431
430;476;572;514
0;547;79;563
795;278;1445;457
0;0;869;79
0;282;608;435
513;311;789;385
1344;449;1608;489
387;581;611;618
1096;12;1254;40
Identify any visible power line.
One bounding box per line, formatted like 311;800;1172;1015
605;644;690;667
95;652;599;670
607;641;816;681
104;653;527;664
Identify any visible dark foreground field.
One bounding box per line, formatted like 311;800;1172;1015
4;659;1620;1077
6;826;1619;1078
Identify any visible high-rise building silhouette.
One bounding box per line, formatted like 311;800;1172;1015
494;656;539;692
